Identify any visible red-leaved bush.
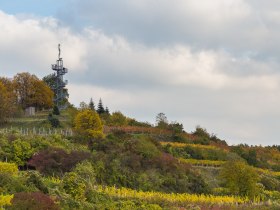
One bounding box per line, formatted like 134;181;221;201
28;148;91;176
10;192;59;210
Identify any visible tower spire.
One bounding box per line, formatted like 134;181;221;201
58;43;61;60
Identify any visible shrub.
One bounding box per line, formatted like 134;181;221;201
0;173;28;194
10;139;33;166
0;194;13;209
26;171;49;194
62;172;86;200
73;161;96;184
48;114;60;128
109;111;128;126
9;192;59;210
0;162;18;176
28;148;91;176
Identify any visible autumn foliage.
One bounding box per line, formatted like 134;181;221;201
10;192;59;210
13;72;53;109
0;73;54;123
0;82;16;123
74;109;104;140
28;148;91;176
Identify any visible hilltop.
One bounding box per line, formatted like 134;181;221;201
0;105;280;210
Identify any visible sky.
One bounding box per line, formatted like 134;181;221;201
0;0;280;145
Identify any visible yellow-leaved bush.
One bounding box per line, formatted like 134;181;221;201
0;194;14;209
0;162;18;176
74;109;104;139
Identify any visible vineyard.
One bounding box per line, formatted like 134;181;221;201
95;185;250;205
179;158;225;167
160;141;227;151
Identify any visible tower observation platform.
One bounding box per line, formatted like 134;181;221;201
52;44;68;108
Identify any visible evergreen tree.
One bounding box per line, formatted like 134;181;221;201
53;105;60;115
105;106;110;114
97;98;105;114
89;98;95;111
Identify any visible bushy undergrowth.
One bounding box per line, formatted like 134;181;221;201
88;133;209;194
0;130;279;209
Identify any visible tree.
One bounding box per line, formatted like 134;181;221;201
0;77;14;91
42;73;56;90
52;105;60;115
13;72;53;110
219;160;260;198
247;149;258;166
109;111;127;126
48;114;60;128
168;121;184;134
89;98;95;111
31;79;54;109
74;109;104;139
156;113;168;129
97;98;105;114
43;73;69;106
79;101;89;110
0;82;16;124
105;106;110;114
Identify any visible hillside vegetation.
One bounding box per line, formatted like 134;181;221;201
0;74;280;209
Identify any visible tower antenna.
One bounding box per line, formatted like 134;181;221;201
58;43;61;59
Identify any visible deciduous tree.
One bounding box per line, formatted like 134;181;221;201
219;160;260;198
13;72;53;110
156;112;168;129
109;111;127;126
74;109;104;139
0;82;15;123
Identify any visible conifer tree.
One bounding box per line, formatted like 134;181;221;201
97;98;105;114
53;105;60;115
105;106;110;114
89;98;95;111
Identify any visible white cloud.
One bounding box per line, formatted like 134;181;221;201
0;11;87;77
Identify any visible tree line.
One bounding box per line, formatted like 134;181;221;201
0;72;54;123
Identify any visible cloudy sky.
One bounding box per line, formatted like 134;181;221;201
1;0;280;145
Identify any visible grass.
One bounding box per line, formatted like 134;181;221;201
0;109;73;130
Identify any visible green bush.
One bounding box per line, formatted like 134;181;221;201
0;173;28;194
62;172;86;201
26;171;49;194
219;160;260;198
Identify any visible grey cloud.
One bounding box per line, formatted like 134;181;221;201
60;0;280;60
